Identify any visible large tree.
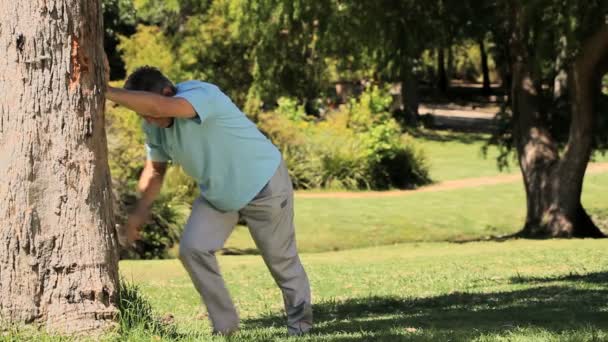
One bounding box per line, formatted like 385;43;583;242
0;0;119;334
504;0;608;237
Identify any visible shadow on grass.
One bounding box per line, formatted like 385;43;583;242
510;271;608;285
449;233;519;244
407;128;489;145
244;278;608;341
219;247;261;256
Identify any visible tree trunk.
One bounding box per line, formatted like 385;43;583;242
400;68;419;125
479;38;491;96
553;35;568;100
0;0;119;334
510;6;606;238
437;48;448;93
447;45;454;84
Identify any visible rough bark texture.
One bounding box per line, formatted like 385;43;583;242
0;0;119;334
510;5;607;238
553;36;568;100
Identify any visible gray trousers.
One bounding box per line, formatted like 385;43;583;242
178;160;312;334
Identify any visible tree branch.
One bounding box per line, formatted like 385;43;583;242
560;24;608;189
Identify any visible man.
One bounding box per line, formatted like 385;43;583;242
105;61;313;336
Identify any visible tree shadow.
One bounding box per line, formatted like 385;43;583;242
509;271;608;285
243;277;608;341
407;127;490;145
449;232;520;244
219;247;260;256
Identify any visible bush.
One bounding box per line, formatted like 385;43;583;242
370;137;431;189
259;86;431;190
347;86;431;189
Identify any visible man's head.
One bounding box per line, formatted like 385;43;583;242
124;66;176;128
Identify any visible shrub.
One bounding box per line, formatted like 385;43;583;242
369;137;431;189
259;86;431;190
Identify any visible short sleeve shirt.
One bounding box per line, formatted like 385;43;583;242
143;81;281;212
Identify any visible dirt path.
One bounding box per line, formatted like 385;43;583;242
295;162;608;199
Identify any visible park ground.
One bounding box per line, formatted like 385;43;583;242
5;130;608;341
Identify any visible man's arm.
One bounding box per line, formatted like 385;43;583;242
125;160;168;243
137;159;168;209
106;86;197;119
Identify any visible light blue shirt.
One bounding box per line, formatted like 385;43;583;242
143;81;281;212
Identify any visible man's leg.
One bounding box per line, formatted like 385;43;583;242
240;161;313;335
179;196;240;334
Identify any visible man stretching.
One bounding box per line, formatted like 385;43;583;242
105;62;313;336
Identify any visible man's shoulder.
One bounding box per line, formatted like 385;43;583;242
176;80;220;94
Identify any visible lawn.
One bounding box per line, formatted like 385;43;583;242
223;172;608;253
114;239;608;341
409;130;514;182
7;240;608;341
408;129;608;182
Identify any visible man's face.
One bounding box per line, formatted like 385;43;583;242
142;115;174;128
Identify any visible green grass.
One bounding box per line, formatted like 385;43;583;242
7;240;608;341
114;240;608;341
223;172;608;253
408;129;608;182
409;130;515;182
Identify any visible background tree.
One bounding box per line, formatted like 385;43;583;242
461;0;499;95
233;0;334;113
0;0;119;333
493;0;608;237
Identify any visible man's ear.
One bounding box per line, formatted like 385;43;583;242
161;86;175;96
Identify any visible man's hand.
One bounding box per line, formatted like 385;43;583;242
125;206;148;245
117;160;167;249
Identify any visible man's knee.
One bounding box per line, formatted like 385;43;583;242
179;241;215;264
263;248;302;276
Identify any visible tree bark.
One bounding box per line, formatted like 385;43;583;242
553;35;568;100
510;5;606;238
400;67;419;125
479;38;491;96
0;0;119;334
